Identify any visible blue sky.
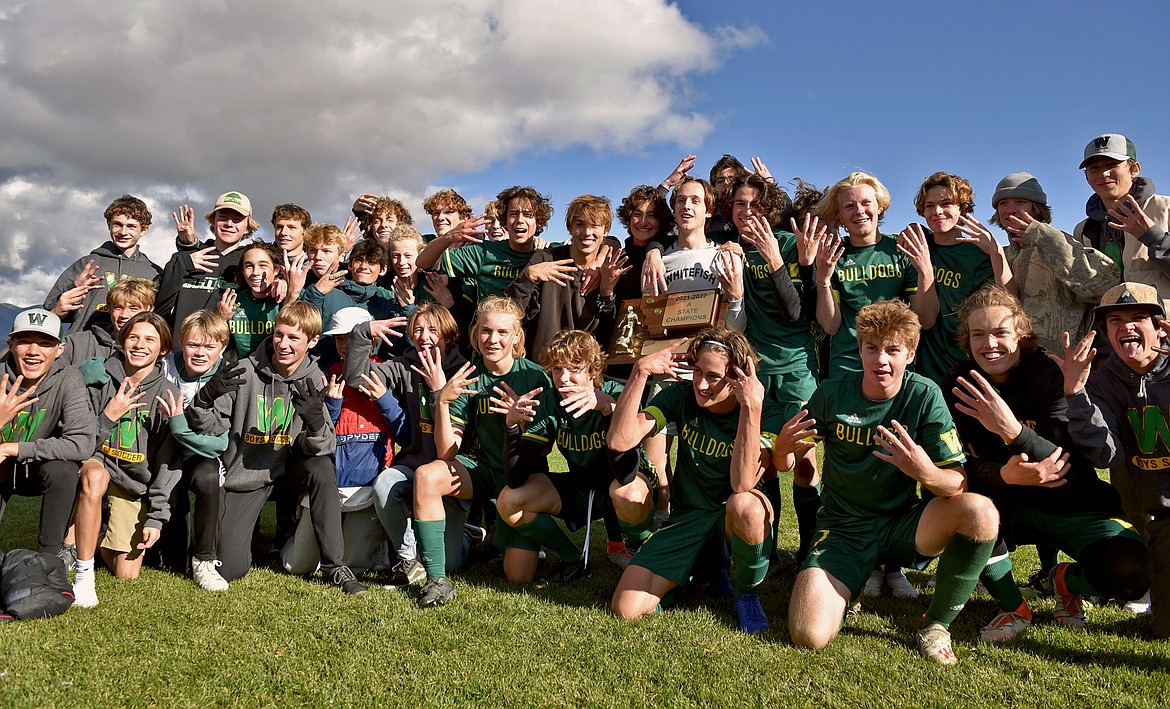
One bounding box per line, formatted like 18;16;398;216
0;0;1166;303
460;1;1170;239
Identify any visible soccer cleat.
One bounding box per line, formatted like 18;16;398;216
1050;563;1087;629
862;569;884;598
463;523;488;549
1024;567;1054;597
71;571;98;609
1124;591;1152;616
384;559;426;589
57;543;77;572
886;569;919;599
417;576;456;608
551;559;590;583
326;565;368;595
608;547;636;569
917;618;958;665
192;559;230;591
979;609;1031;642
735;593;769;634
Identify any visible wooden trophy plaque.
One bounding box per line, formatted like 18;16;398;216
608;289;726;364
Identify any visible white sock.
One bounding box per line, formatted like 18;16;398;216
75;559;95;578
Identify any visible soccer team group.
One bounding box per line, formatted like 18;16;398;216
2;132;1168;665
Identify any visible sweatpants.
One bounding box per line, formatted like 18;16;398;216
0;459;79;553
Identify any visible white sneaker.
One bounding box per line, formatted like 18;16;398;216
72;569;98;608
862;569;884;598
1124;591;1152;615
192;559;230;591
886;569;919;599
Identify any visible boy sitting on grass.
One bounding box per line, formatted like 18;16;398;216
186;301;366;594
494;330;627;582
788;299;998;665
72;312;182;607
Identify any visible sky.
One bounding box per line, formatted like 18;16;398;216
0;0;1167;306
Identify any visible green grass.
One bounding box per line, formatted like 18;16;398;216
0;450;1168;707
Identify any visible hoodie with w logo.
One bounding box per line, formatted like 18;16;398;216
187;338;335;492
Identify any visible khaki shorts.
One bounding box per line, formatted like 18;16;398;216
101;482;147;554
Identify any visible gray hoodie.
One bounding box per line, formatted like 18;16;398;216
1066;353;1170;519
42;242;161;334
87;355;182;528
187;338;335;492
0;356;96;464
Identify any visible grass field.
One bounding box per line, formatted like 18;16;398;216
0;449;1168;708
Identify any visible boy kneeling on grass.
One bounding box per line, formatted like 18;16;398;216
280;307;409;576
72;312;182;607
607;328;811;634
186;301;366;594
494;329;627;583
787;299;999;665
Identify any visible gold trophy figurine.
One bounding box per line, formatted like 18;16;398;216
614;305;643;357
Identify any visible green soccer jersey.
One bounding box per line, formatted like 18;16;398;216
227;288;279;358
809;371;966;519
743;231;817;376
443;240;536;302
827;236;918;375
644;382;782;512
449;356;554;472
915;239;996;384
553;379;623;472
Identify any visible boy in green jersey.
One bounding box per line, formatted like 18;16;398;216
809;172;936;376
411;295;556;608
788;299;999;665
608;327;814;634
495;330;626;582
728;173;822;564
911;172;1014;384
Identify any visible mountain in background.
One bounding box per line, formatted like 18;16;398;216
0;302;31;338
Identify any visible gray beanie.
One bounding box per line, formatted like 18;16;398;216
991;172;1048;208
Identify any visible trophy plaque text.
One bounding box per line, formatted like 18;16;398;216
608;289;725;364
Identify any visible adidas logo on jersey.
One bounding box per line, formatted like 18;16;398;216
843;414;862;425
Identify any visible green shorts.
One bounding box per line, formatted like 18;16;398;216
762;369;817;411
630;508;727;586
457;453;505;503
999;503;1143;556
800;505;932;599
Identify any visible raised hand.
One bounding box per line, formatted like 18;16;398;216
1002;212;1035;236
597;246;631;297
633;338;690;379
104;378;147;421
489;382;543;428
357;371;387;401
154;388;183;419
352;193;378;216
715;249;744;302
1108;194;1157;237
749;156;773;182
195;361;246;405
872;419;934;479
190;246;221;274
525;258;578;286
896;223;933;275
663;154;697;189
291;379;328;432
343;216;362;252
422;271;455;308
558;385;599;419
741;214;783;270
409;343;449;392
53;283;97;316
324;373;345;399
282;251;310;302
791;213;823;267
641;248;668;296
446;215;489;246
814;230;845;285
0;374;37;429
775;409;818;462
436;362;478;406
951;370;1022;441
369;317;407;348
728;356;764;409
216;288;239;321
73;260;102;289
172;204;196;245
393;276;415;307
955;214;1001;255
1048;330;1097;396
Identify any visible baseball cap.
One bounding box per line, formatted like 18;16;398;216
1079;134;1137;169
213;191;252;217
323;307;374;336
1095;282;1164;317
9;308;63;341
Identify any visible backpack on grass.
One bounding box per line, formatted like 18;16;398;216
0;549;74;621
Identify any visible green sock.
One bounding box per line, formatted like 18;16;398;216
620;514;654;551
517;513;580;562
793;483;822;561
1060;562;1097;597
1037;544;1059;572
732;531;772;596
925;534;995;628
980;552;1025;612
415;519;447;579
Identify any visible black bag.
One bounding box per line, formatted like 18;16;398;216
0;549;74;621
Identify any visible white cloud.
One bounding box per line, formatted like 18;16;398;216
0;1;762;305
